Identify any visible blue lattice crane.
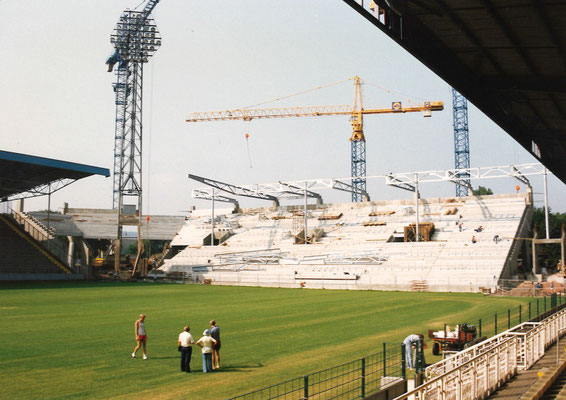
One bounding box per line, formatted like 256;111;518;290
452;89;471;197
106;0;162;276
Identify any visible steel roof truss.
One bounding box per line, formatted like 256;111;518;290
5;178;77;201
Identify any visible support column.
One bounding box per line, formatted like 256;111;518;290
561;224;565;273
532;228;538;276
544;167;550;239
67;236;75;270
415;174;419;242
114;238;121;276
47;184;51;252
304;181;308;245
211;189;215;246
80;240;91;279
523;238;532;274
81;241;90;267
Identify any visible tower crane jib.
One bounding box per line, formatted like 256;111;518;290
186;77;443;202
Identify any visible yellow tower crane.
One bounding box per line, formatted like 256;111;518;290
186;76;443;202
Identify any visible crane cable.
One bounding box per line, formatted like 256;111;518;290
133;0;146;10
245;133;253;168
237;76;438;111
363;80;430;107
238;76;356;110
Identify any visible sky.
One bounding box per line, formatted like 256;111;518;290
1;0;564;215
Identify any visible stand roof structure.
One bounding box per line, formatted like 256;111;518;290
0;150;110;201
344;0;566;184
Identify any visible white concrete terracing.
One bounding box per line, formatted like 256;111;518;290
161;193;530;292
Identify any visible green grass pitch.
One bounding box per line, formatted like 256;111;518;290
0;282;532;399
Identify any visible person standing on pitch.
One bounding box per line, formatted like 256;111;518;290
403;334;423;369
178;325;195;372
209;320;221;369
132;314;148;359
196;329;217;373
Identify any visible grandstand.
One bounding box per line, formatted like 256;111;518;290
160;192;532;292
0;150;109;280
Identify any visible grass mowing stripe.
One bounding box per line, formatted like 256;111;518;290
1;282;533;399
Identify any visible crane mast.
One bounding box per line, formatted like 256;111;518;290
106;0;162;276
186;77;443;202
452;89;471;196
350;76;366;201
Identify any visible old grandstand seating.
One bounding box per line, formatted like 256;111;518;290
160;193;531;292
0;214;75;279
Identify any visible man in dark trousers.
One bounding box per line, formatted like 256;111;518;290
178;325;194;372
210;320;221;369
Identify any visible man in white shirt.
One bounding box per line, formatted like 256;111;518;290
178;325;195;372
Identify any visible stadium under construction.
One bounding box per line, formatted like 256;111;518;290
1;0;566;296
1;157;564;295
3;1;566;400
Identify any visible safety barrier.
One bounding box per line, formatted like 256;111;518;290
398;304;566;400
228;343;403;400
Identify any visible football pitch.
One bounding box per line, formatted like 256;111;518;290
0;282;533;399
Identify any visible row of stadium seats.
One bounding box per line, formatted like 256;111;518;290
0;215;66;275
161;193;529;292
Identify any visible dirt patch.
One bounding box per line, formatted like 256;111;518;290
504;280;564;297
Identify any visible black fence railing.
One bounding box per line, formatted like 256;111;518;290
229;294;565;400
475;292;564;337
228;343;403;400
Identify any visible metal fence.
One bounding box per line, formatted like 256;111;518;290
228;343;403;400
469;293;563;339
397;302;566;400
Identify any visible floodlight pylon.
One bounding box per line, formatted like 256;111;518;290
106;2;162;276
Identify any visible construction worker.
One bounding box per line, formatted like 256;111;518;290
403;334;423;369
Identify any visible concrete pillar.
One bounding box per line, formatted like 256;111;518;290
67;236;75;270
561;224;565;272
82;241;90;267
82;241;92;279
526;185;533;205
16;198;24;213
114;238;121;276
532;228;538;276
523;238;532;274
